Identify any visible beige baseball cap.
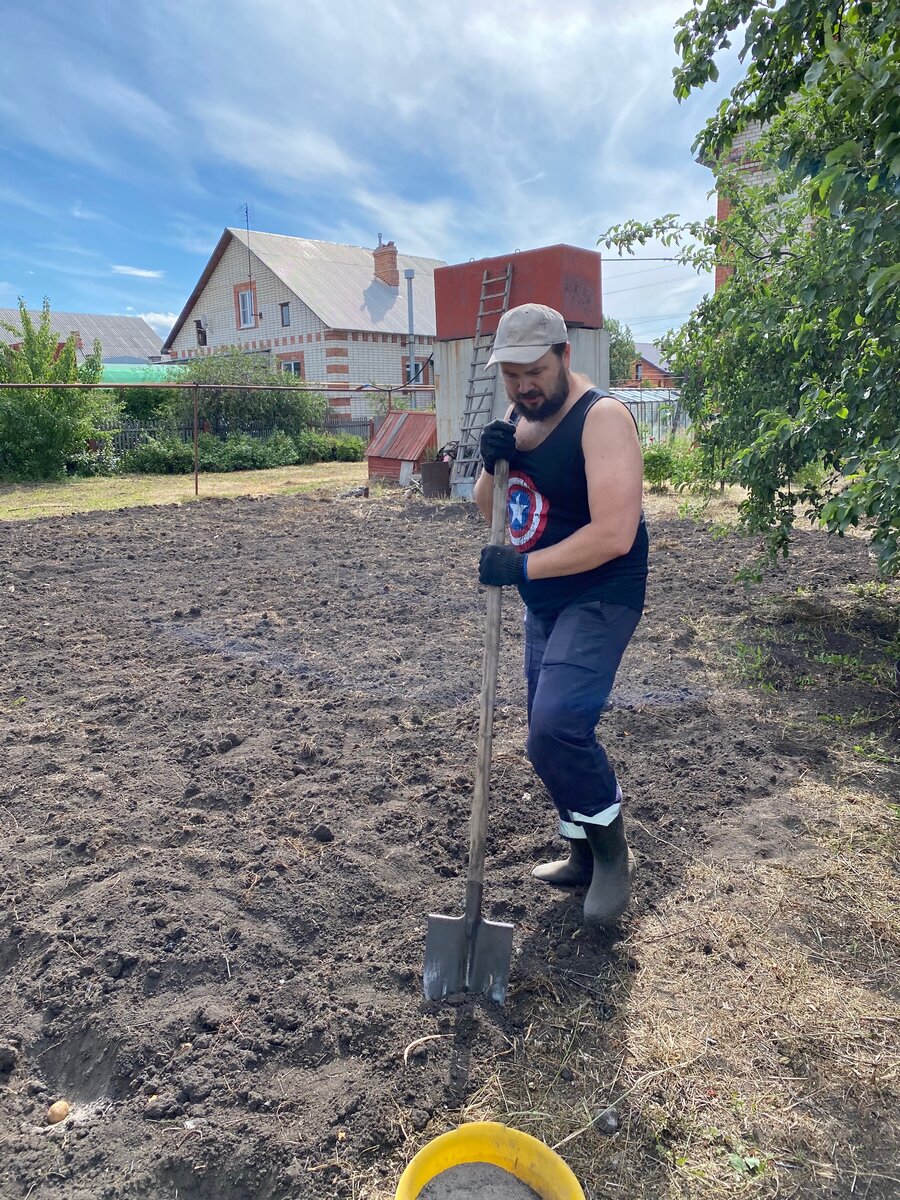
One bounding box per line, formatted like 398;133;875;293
485;303;569;369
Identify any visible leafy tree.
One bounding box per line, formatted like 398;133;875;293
604;316;638;384
161;351;328;434
602;0;900;574
0;298;115;480
116;380;184;423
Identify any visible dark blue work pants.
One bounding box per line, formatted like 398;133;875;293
525;600;641;837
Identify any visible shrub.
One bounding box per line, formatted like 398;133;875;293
122;429;304;474
121;437;194;475
643;443;674;491
643;436;703;492
196;433;229;472
115;384;182;423
260;429;300;468
330;433;366;462
0;298;114;481
161;352;328;434
294;429;333;465
66;442;120;477
669;437;704;490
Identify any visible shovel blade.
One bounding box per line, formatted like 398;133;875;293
423;913;514;1004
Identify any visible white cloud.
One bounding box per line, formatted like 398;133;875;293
0;183;58;221
166;218;223;256
71;202;103;220
136;311;178;337
111;265;165;279
194;106;364;187
0;0;741;341
0;281;16;301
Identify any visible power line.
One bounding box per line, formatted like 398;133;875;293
603;263;693;282
614;310;694;327
604;274;703;297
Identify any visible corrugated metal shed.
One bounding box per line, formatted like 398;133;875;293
0;309;162;363
366;410;437;481
608;387;680;404
164;228;445;351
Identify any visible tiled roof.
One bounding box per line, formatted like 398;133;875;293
0;309;161;363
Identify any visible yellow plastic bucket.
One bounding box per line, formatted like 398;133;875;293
395;1121;585;1199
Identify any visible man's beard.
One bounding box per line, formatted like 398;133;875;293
511;363;569;422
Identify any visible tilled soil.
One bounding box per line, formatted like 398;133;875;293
0;492;896;1199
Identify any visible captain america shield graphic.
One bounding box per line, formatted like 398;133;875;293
507;470;549;550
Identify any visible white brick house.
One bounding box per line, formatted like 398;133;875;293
162;230;444;418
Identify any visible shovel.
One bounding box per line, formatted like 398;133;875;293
423;458;514;1004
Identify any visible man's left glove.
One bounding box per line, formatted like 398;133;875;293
479;545;527;587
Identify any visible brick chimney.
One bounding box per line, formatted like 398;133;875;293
69;329;84;350
373;234;399;287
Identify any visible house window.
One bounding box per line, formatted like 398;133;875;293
194;320;207;347
278;351;305;378
280;302;291;327
403;356;431;386
238;289;254;328
233;281;258;330
635;361;643;382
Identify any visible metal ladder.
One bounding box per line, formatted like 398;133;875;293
450;263;513;498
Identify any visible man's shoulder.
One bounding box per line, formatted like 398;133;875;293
583;393;635;424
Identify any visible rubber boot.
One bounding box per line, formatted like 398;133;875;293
531;836;593;887
582;813;635;926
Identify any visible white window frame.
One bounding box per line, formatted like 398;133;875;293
238;289;255;329
280;302;291;328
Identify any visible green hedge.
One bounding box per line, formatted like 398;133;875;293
120;430;365;475
643;437;703;492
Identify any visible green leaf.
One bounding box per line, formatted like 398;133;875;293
804;57;827;86
867;263;900;298
825;141;862;165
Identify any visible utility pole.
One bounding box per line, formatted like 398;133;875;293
404;268;415;398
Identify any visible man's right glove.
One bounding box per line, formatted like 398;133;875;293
479;419;517;474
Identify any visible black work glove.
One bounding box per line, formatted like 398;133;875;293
479;545;527;587
479;419;517;474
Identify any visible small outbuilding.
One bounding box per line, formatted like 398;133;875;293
365;410;437;484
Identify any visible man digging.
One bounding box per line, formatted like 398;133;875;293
473;303;648;927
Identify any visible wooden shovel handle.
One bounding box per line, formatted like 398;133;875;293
465;458;509;929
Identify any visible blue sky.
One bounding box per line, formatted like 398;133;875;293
0;0;740;345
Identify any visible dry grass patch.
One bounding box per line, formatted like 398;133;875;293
0;461;368;520
438;780;899;1200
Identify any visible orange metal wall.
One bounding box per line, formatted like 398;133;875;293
434;244;603;342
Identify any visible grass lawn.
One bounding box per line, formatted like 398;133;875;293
0;461;369;521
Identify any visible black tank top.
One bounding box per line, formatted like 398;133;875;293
508;388;648;618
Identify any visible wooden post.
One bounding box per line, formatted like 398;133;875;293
193;382;199;497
